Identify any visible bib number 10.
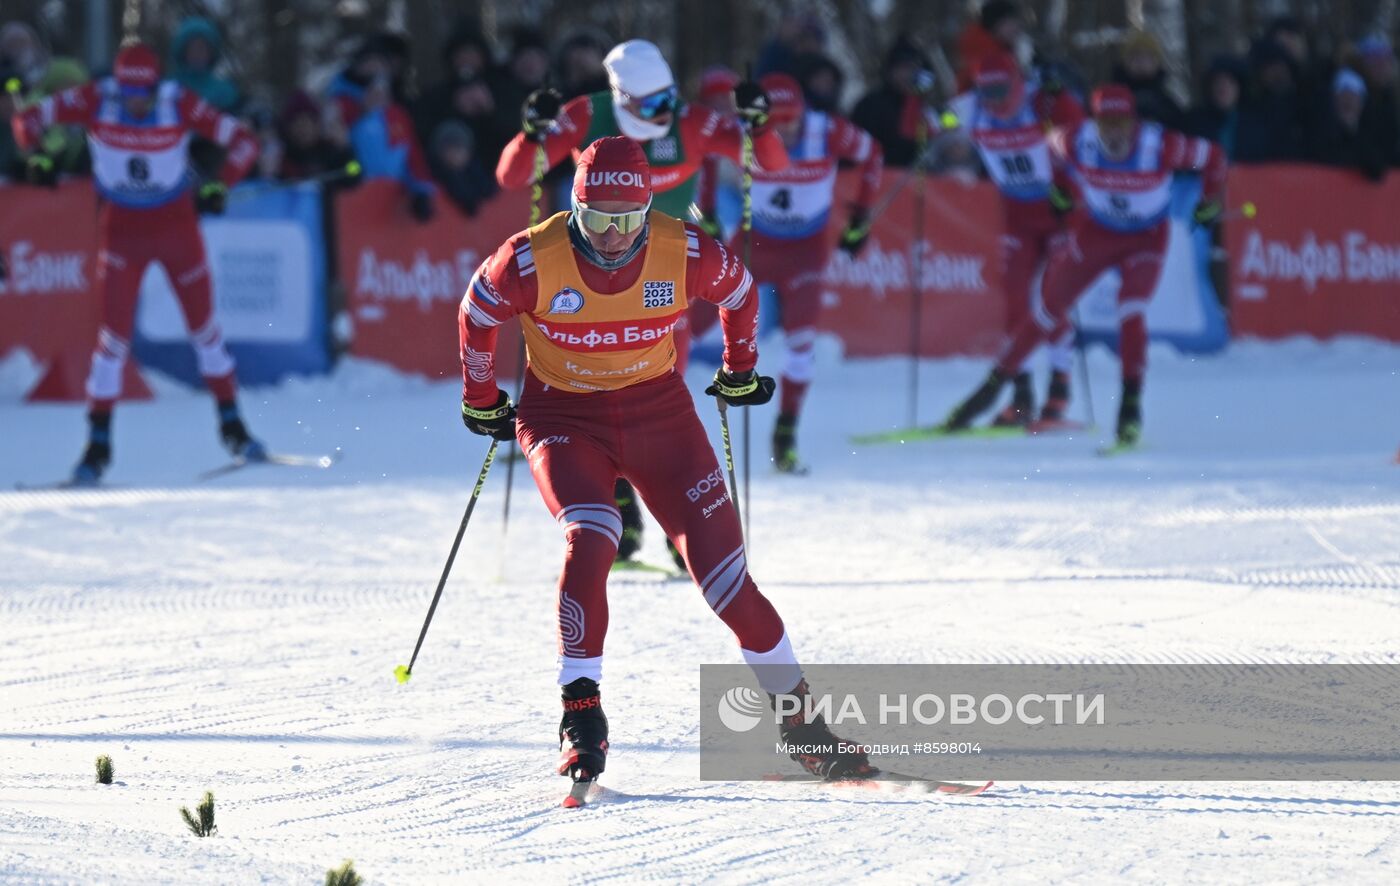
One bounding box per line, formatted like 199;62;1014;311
998;154;1034;177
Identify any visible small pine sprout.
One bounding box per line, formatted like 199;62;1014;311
325;859;363;886
95;755;113;785
178;791;217;837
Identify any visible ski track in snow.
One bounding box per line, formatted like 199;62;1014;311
1;339;1398;884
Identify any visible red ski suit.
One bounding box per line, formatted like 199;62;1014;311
922;86;1085;357
496;94;788;374
459;211;796;690
13;79;258;409
995;120;1225;382
697;110;882;417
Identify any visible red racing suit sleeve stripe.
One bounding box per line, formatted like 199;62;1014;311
12;82;98;150
495;95;591;189
178;88;259;185
1161;130;1227;201
691;106;790;174
459;232;539;405
684;222;758;373
829;115;884;212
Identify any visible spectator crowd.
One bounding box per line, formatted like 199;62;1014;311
4;2;1400;219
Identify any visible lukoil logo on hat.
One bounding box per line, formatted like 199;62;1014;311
717;686;767;733
573;136;652;205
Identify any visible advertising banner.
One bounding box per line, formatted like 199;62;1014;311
1227;165;1400;341
335;181;532;383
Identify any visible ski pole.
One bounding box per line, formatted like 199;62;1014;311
1069;304;1096;429
715;399;743;543
1220;201;1257;222
852;109;957;235
228;160;363;201
908;114;929;428
499;144;549;571
395;439;500;683
739;123;754;543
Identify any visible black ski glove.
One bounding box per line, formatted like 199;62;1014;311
839;209;871;256
695;211;723;239
705;368;776;407
1192;199;1223;228
733;79;771;130
410;190;435;222
462;390;517;441
1048;183;1074;218
25;153;58;188
195;181;228;215
522;87;563;141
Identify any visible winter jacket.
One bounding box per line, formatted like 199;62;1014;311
327;72;434;197
170;17;241;112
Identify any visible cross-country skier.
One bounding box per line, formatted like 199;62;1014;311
495;39;788;564
697;72;883;472
941;85;1225;447
11;42;262;484
943;52;1084;426
459;136;871;789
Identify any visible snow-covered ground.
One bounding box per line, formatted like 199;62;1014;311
1;338;1398;884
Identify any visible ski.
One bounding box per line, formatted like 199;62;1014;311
1026;418;1090;435
1096;441;1142;458
198;450;342;481
561;778;598;809
851;425;1026;445
763;771;994;796
15;478;109;492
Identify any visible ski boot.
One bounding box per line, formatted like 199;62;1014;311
943;369;1009;431
991;372;1035;427
772;414;807;474
557;677;609;783
71;412;112;486
613;478;642;563
1116;379;1143;447
1038;370;1072;423
771;680;875;780
218;401;267;462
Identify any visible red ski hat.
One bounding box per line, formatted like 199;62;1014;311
699;66;740;103
114;43;161;91
572;136;651;206
973;52;1024;114
760;72;805;123
1091;84;1137;119
973;52;1022;88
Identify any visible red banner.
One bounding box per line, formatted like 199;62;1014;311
821;172;1006;357
0;180;100;361
1227;165;1400;341
335;181;532;383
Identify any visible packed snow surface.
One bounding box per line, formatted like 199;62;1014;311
1;338;1397;883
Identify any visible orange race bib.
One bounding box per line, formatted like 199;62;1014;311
522;211;691;392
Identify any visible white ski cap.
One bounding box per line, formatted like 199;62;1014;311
604;39;674;98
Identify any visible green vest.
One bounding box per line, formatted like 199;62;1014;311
584;91;696;219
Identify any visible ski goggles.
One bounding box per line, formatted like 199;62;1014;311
574;198;652;235
976;80;1012;103
623;85;678;121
